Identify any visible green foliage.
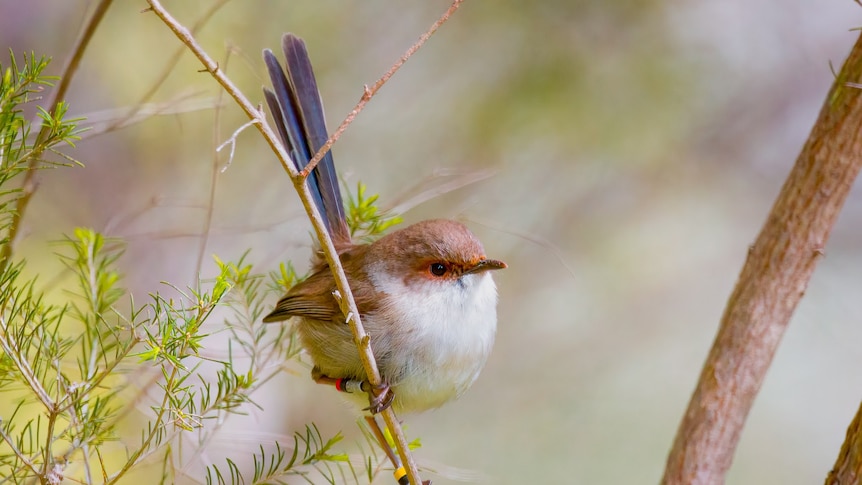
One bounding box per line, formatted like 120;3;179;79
0;51;83;155
206;424;362;485
267;260;302;295
0;227;378;484
0;51;413;485
0;52;83;262
0;229;136;482
345;182;403;241
219;253;303;384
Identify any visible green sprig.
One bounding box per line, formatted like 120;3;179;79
346;182;403;241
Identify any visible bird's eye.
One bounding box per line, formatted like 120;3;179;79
429;263;447;277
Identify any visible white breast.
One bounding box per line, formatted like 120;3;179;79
368;267;499;413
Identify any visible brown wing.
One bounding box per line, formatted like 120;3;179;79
262;268;340;322
262;244;381;323
262;296;335;321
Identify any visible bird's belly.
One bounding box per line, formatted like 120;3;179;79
390;350;488;413
299;271;499;415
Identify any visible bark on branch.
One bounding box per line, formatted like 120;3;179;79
662;32;862;485
827;400;862;484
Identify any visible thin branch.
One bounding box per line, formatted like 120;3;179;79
0;315;55;410
300;0;465;179
662;32;862;484
0;421;42;478
194;47;235;279
467;215;576;280
140;4;290;177
105;290;224;484
215;119;255;172
382;167;495;215
40;409;58;479
106;0;232;132
143;2;470;483
80;93;219;141
1;0;114;272
106;349;181;484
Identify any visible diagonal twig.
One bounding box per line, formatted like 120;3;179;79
105;0;232;133
143;2;465;484
299;0;465;179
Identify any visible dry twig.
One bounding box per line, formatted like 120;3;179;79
300;0;465;178
143;2;467;483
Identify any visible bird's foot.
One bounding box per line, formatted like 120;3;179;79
361;380;394;414
311;368;393;413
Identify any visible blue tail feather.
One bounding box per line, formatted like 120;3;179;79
263;34;350;245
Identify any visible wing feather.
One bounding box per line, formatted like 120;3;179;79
262;244;380;324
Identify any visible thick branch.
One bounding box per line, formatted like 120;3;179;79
662;33;862;484
827;400;862;485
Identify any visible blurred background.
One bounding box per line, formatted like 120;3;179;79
3;0;862;483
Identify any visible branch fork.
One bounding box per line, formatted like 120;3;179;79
144;1;465;483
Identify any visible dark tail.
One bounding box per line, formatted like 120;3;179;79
263;34;350;246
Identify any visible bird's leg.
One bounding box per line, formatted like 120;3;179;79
311;367;394;414
312;369;421;483
311;366;336;385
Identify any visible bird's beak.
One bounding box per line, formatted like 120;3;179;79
463;258;507;275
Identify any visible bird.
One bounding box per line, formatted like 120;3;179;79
261;33;505;416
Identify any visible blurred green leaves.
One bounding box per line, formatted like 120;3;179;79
346;181;403;241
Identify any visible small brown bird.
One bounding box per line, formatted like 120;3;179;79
262;34;505;415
